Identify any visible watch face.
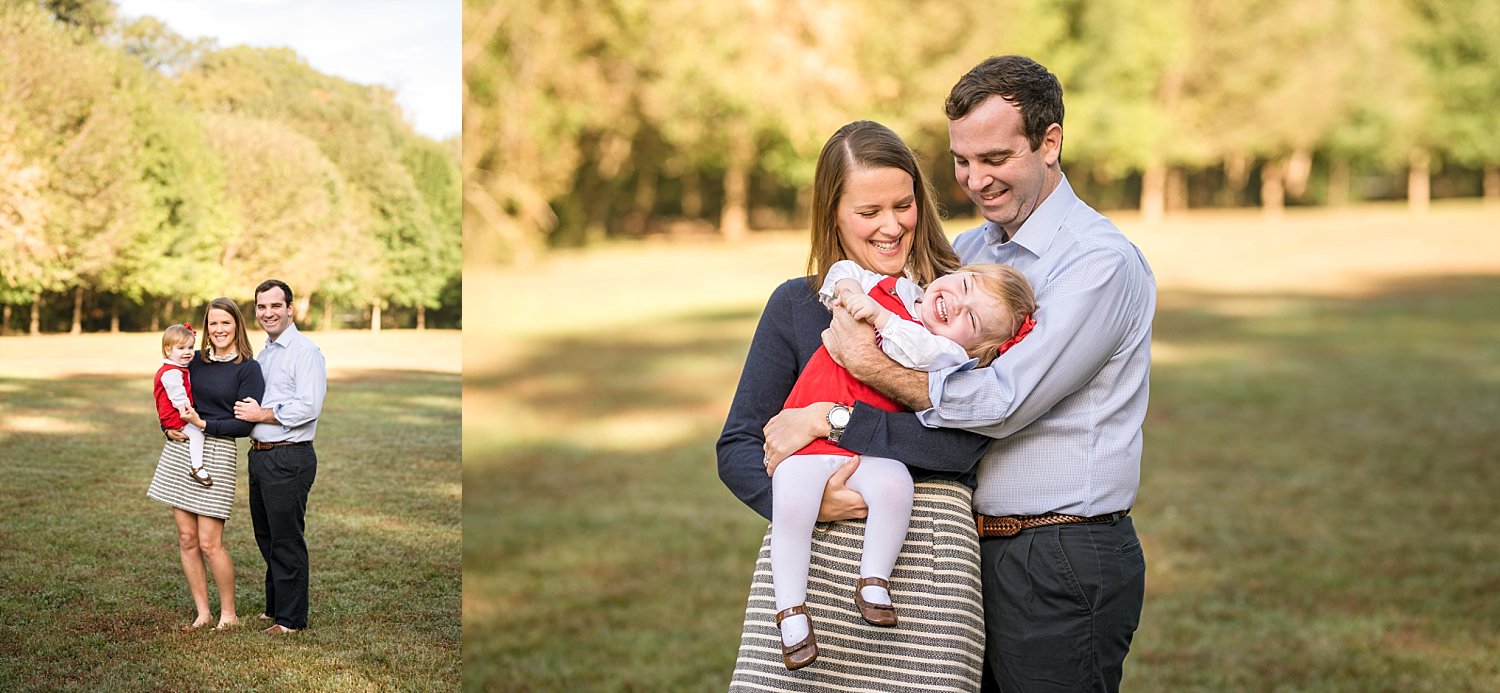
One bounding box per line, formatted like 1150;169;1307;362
830;406;851;428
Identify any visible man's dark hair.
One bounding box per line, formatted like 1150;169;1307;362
945;55;1064;152
255;278;294;305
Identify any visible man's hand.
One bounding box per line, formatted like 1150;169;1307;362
763;403;835;474
164;428;188;442
817;456;868;522
234;397;274;424
824;304;934;410
823;305;886;378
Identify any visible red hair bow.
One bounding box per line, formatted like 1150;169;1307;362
182;322;195;335
996;314;1035;356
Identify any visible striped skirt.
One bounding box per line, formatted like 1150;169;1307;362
729;479;984;692
145;435;238;520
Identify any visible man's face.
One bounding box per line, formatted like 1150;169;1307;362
255;286;294;339
948;95;1061;236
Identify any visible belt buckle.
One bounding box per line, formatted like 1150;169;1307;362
980;515;1022;537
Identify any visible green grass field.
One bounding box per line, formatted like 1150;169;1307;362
464;204;1500;691
0;330;461;691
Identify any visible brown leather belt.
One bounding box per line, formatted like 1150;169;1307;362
250;440;311;451
976;509;1130;538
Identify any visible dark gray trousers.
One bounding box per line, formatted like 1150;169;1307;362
979;515;1145;693
248;443;317;630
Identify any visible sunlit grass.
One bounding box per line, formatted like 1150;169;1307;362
0;332;460;691
465;203;1500;691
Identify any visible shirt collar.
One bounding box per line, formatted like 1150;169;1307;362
982;172;1079;259
264;322;303;350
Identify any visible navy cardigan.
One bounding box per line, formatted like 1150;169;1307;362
717;278;990;521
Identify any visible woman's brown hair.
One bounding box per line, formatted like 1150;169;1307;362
806;121;960;290
197;297;255;363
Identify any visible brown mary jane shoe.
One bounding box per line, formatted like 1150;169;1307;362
854;577;898;627
774;604;818;670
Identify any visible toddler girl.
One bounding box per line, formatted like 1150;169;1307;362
154;323;211;487
769;259;1036;669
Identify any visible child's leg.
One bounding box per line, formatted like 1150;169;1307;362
184;423;206;471
844;455;913;606
769;453;843;647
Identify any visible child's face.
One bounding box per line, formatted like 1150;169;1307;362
166;341;194;366
917;272;1012;349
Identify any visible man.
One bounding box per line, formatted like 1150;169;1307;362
827;56;1155;692
234;279;326;635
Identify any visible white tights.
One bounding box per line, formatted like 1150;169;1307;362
770;454;912;644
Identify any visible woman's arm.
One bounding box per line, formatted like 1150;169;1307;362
201;360;265;438
717;283;805;521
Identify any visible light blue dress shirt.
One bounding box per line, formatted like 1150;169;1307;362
919;175;1156;517
252;322;326;443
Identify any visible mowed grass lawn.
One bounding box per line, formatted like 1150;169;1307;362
465;202;1500;691
0;330;461;691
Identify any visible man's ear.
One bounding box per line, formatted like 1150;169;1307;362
1041;123;1063;166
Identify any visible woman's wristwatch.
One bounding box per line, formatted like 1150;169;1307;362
826;403;851;444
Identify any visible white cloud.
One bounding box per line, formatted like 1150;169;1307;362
115;0;459;140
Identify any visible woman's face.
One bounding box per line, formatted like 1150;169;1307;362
206;308;237;353
836;166;917;277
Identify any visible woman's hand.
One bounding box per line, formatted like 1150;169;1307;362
762;402;836;475
164;428;188;442
817;456;869;522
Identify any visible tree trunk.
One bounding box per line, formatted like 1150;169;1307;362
323;295;335;330
149;297;161;332
110;296;120;334
417;305;427;331
1260;158;1286;220
1;303;10;336
371;301;382;333
681;168;702;218
720;122;753;241
295;296;311;327
624;167;658;236
1407;148;1431;214
1166;167;1187;212
1483;166;1499;206
1139;163;1166;225
70;286;84;335
30;293;41;335
1285;148;1312;199
1328;156;1351;207
1223;153;1250;206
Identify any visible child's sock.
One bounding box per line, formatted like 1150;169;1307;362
860;584;892;606
779;612;810;647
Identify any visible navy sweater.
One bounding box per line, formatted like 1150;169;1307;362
186;351;266;438
717;278;990;521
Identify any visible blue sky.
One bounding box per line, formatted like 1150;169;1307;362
114;0;460;140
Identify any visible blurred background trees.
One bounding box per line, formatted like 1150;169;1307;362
0;1;460;334
465;0;1500;266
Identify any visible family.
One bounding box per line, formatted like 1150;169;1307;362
145;279;327;635
718;56;1156;691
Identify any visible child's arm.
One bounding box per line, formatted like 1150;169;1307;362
818;260;884;308
876;318;973;371
836;283;893;328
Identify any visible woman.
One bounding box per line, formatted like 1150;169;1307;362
717;121;992;690
146;297;265;631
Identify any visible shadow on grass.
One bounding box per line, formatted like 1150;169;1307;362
0;369;460;690
464;274;1500;691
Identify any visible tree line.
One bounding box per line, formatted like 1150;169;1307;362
465;0;1500;266
1;1;460;335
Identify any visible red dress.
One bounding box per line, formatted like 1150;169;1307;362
783;276;912;457
154;362;194;429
